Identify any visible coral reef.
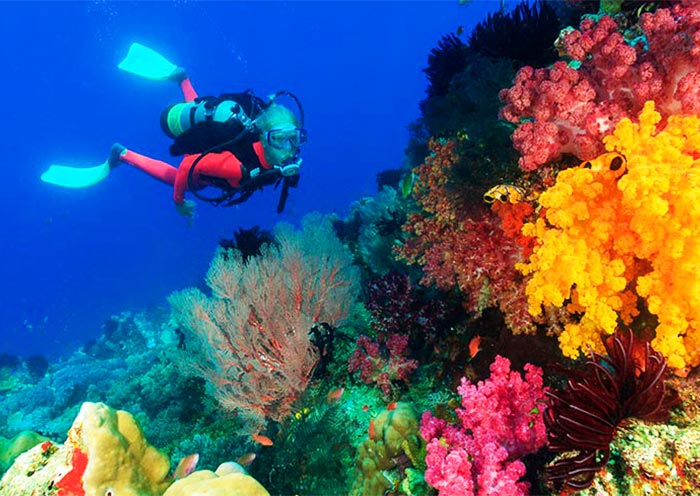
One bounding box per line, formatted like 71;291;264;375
8;4;700;496
397;138;537;334
544;329;679;490
468;1;561;67
348;333;418;397
0;402;171;495
0;431;48;473
164;464;269;496
169;214;361;431
350;402;425;495
0;402;268;495
335;187;408;277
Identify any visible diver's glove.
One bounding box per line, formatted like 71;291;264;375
175;199;197;218
276;158;302;177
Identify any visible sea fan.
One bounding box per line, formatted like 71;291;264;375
544;329;680;490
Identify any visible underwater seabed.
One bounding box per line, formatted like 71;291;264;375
1;301;700;495
6;0;700;494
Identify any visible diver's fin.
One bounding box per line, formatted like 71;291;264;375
118;42;183;81
40;161;111;189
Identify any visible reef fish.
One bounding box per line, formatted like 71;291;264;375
483;184;526;204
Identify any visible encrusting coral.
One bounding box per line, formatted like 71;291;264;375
350;402;424;495
519;101;700;369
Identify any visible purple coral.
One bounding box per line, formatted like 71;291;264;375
348;334;418;396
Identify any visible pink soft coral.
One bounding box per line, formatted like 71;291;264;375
420;356;548;495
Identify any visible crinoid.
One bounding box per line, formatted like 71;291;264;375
218;226;276;262
544;329;680;490
467;0;561;68
423;33;469;98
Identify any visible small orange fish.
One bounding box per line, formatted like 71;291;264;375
362;404;369;412
368;418;376;439
468;335;481;359
236;452;257;466
326;387;345;403
172;453;199;480
387;401;397;411
252;434;274;447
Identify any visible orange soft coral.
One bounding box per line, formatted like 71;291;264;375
519;101;700;369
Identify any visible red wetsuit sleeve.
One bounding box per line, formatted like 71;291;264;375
179;78;198;102
173;152;244;205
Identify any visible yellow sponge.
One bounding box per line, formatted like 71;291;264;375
163;463;269;496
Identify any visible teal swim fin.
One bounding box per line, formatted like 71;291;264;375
118;43;181;81
40;161;111;189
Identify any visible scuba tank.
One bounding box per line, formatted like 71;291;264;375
161;98;255;138
161;92;265;156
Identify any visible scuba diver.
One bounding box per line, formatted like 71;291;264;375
41;43;306;216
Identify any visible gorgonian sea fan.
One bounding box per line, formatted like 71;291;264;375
544;329;680;490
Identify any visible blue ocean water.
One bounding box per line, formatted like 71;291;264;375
0;1;504;359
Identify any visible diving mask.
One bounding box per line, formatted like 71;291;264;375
266;127;308;151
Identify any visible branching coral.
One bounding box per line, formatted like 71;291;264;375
424;33;470;98
519;101;700;369
169;215;360;431
468;0;561;67
545;329;680;490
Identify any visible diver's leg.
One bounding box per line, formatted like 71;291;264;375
179;78;198;102
168;68;198;102
110;143;177;185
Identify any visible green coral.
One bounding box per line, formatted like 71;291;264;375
349;402;425;495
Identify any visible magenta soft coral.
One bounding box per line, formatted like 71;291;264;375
420;356;548;496
348;334;418;396
499;4;700;170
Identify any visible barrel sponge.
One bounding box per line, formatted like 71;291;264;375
163;464;269;496
71;401;171;495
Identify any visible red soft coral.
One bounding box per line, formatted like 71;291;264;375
500;4;700;170
397;139;537;333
